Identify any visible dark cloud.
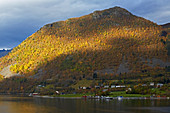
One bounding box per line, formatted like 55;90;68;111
0;0;169;48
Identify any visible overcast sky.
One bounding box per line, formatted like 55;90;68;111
0;0;170;49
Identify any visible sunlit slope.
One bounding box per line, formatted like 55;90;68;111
0;7;169;79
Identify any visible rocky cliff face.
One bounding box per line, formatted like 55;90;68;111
92;6;132;19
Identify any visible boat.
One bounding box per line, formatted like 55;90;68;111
117;96;123;100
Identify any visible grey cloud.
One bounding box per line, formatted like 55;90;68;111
0;0;169;48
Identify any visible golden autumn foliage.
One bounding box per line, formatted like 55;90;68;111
0;7;169;79
0;74;3;80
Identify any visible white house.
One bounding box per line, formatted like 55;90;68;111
82;87;87;89
116;85;126;88
95;86;100;89
116;85;121;88
156;83;163;88
150;82;154;86
142;84;147;87
121;85;126;88
111;85;116;88
104;85;109;88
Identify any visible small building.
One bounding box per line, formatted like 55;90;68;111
127;88;132;91
86;87;91;90
111;85;116;88
78;86;82;89
150;82;154;86
79;86;90;89
37;85;45;87
82;87;87;89
102;89;108;92
156;83;163;88
120;85;126;88
116;85;126;88
116;85;121;88
104;85;109;89
32;93;39;95
95;86;100;89
142;84;147;87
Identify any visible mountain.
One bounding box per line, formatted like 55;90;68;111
161;23;170;28
0;49;11;58
0;6;169;82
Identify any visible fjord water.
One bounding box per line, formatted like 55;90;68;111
0;96;169;113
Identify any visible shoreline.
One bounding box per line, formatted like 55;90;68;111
32;95;170;100
0;93;169;100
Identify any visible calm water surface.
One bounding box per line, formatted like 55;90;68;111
0;95;169;113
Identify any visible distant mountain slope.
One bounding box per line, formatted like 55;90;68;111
0;50;11;58
161;23;170;28
0;6;169;80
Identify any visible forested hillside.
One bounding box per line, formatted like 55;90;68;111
0;6;169;81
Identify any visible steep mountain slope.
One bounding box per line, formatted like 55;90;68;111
0;7;169;80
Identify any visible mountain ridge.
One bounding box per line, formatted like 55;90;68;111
0;6;169;80
161;23;170;28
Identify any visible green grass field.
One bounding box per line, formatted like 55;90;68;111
54;93;94;97
109;91;150;97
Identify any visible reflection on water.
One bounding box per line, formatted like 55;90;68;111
0;95;170;113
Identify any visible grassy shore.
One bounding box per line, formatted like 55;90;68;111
53;93;93;97
52;91;150;98
109;91;150;97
